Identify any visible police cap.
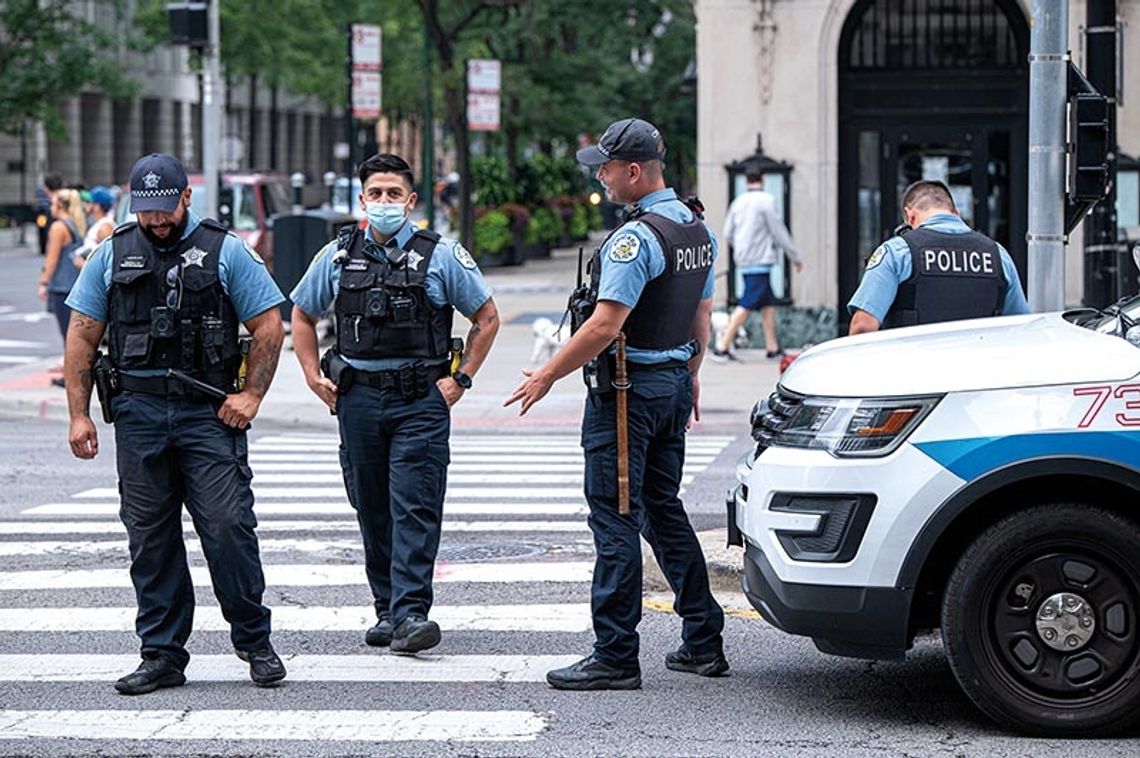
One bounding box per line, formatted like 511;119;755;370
128;153;188;213
576;118;666;166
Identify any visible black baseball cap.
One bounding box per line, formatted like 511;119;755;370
576;118;666;167
128;153;189;213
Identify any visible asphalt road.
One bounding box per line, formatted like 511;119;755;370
0;243;1136;755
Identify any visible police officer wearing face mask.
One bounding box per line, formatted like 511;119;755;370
291;153;500;654
848;179;1029;334
62;153;288;694
505;118;728;690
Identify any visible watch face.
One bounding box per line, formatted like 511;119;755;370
454;372;472;389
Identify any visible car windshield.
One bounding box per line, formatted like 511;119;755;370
1063;293;1140;336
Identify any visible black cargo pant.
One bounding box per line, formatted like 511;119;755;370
582;365;725;666
336;381;451;626
111;390;272;671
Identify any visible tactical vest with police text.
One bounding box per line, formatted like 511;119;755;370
108;219;240;384
883;226;1008;329
333;226;453;361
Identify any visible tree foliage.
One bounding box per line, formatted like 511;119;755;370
0;0;138;137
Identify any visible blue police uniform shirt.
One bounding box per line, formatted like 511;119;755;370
66;211;286;376
847;213;1029;324
597;188;718;364
290;218;492;371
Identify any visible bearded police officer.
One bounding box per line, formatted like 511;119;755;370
290;153;499;654
505;118;728;690
63;153;288;694
848;180;1029;334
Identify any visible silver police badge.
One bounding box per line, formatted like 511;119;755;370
143;171;161;190
608;233;640;263
406;250;424;271
182;247;209;267
454;245;478;270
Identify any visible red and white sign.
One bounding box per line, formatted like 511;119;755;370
467;93;500;132
352;72;382;120
467;59;501;93
351;24;382;71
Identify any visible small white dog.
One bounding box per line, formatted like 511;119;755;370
531;316;568;363
710;310;750;351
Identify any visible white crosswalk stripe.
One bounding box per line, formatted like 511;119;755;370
1;429;733;748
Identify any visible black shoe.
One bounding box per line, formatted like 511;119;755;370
765;349;785;359
390;615;441;654
50;377;65;388
665;646;729;677
236;645;287;687
709;348;742;364
365;615;394;647
546;654;641;691
114;658;186;695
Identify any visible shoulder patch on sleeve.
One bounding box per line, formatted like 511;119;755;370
608;233;641;263
453;244;478;270
866;245;887;270
244;242;265;265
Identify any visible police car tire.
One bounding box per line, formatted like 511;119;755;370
941;503;1140;737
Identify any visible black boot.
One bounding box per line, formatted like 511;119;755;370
664;646;729;677
390;615;441;654
114;658;186;695
546;654;641;691
365;614;394;647
236;644;287;687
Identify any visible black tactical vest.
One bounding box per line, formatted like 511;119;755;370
622;211;713;349
108;219;240;384
883;226;1008;329
333;225;453;361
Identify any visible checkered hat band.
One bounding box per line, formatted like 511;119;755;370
133;188;182;198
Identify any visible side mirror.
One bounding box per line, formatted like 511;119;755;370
1126;325;1140;348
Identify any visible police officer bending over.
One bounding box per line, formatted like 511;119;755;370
291;153;499;654
848;179;1028;334
63;153;288;694
505;119;728;690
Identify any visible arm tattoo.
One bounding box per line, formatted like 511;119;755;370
459;323;482;371
246;334;282;396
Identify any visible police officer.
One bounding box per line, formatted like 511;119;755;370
848;179;1029;334
62;153;288;694
290;153;499;654
505;118;728;690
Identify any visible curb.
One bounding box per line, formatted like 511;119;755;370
643;528;744;595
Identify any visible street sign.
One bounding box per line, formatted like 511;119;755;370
351;24;382;71
467;93;500;132
352;72;382;120
467;59;501;93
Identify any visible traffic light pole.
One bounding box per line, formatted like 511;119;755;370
1027;0;1068;313
1082;0;1120;307
202;0;221;221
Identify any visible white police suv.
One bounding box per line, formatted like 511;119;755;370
728;300;1140;736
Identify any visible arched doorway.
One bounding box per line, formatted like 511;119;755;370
837;0;1030;327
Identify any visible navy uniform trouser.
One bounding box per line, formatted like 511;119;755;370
582;366;725;666
336;382;451;626
111;391;271;671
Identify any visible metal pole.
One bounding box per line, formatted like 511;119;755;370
422;24;434;230
344;24;355;181
1082;0;1119;306
1027;0;1069;312
201;0;221;221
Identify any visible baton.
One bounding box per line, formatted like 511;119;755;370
166;368;229;400
614;332;631;516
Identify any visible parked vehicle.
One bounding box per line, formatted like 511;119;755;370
114;173;291;269
730;301;1140;735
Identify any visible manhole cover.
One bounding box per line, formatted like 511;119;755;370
437;542;547;563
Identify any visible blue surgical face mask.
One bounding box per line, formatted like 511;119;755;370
366;202;408;235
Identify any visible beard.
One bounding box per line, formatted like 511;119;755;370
140;213;189;249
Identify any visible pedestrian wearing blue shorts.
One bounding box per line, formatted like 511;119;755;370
712;162;803;361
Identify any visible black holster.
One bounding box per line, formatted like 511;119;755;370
583;354;614;395
320;348;355;394
91;351;118;424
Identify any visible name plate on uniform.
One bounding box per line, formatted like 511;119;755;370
920;248;997;277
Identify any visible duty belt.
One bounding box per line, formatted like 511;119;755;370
353;361;448;400
117;373;230;402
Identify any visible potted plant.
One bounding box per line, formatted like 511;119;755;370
473;207;514;267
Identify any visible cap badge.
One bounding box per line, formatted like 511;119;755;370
143;172;161;190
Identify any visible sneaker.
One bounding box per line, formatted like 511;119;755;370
236;645;287;687
365;615;394;647
390;615;441;654
765;349;785;360
546;654;641;691
665;646;729;677
114;658;186;695
50;377;65;388
709;348;742;364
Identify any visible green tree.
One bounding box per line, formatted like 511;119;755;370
0;0;138;137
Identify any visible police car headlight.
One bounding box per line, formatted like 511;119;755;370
772;396;940;458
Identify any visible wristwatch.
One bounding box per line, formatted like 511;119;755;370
452;371;473;390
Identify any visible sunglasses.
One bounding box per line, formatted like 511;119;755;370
165;264;182;310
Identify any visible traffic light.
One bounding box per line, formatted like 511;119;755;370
1065;63;1111;234
166;2;208;49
